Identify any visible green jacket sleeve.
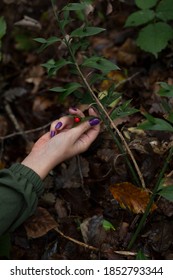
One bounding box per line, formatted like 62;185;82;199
0;163;44;236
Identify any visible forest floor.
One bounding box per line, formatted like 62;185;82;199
1;0;173;260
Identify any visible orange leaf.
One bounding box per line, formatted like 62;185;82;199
109;182;157;214
24;207;57;238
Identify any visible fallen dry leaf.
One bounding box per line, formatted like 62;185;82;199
55;156;89;189
109;182;157;214
24;207;57;238
100;70;126;91
32;96;55;112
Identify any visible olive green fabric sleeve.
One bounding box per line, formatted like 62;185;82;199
0;163;44;236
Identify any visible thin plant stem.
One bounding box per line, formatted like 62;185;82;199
128;146;173;249
50;0;145;188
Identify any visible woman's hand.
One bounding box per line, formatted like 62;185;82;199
22;107;100;179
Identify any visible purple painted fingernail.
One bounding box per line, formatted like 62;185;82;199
50;130;55;138
89;118;100;126
55;121;62;129
70;107;77;111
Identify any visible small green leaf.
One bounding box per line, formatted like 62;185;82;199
50;86;66;93
158;82;173;97
102;219;115;231
110;100;138;119
34;37;47;43
156;0;173;21
64;82;82;94
71;26;105;37
63;2;87;11
46;36;61;44
0;16;7;39
82;56;119;74
158;185;173;202
138;114;173;132
136;22;173;57
135;0;158;10
125;10;155;27
50;83;82;100
34;36;61;52
42;59;72;76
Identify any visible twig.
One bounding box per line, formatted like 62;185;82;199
115;71;141;89
0;122;51;140
54;226;141;257
54;226;99;251
76;64;145;189
4;102;30;143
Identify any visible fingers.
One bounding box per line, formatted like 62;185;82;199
50;108;87;137
49;107;100;141
69;107;85;118
88;107;99;118
50;115;74;137
69;114;100;143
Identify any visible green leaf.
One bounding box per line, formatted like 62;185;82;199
42;59;72;76
138;114;173;132
136;22;173;57
0;16;7;39
100;89;122;108
50;86;66;93
158;82;173;97
135;0;158;9
75;91;94;103
102;219;115;231
33;37;47;43
110;100;139;119
63;2;87;11
50;83;82;100
34;36;61;52
156;0;173;21
82;56;119;74
60;10;70;29
158;185;173;202
71;26;105;37
125;10;155;27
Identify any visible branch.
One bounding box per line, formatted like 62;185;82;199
76;64;145;189
0;122;51;141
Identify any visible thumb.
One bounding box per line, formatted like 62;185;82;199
70;117;100;141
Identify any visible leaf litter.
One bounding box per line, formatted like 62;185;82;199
1;0;173;260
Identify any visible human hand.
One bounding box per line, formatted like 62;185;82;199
22;107;100;179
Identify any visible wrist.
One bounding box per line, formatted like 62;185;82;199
21;151;52;180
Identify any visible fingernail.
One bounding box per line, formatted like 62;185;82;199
55;121;62;129
70;107;77;111
89;118;100;126
50;130;55;138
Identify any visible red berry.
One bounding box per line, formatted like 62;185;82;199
74;117;81;123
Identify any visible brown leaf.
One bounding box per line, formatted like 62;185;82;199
32;96;54;112
56;157;89;189
109;182;157;214
24;207;57;238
